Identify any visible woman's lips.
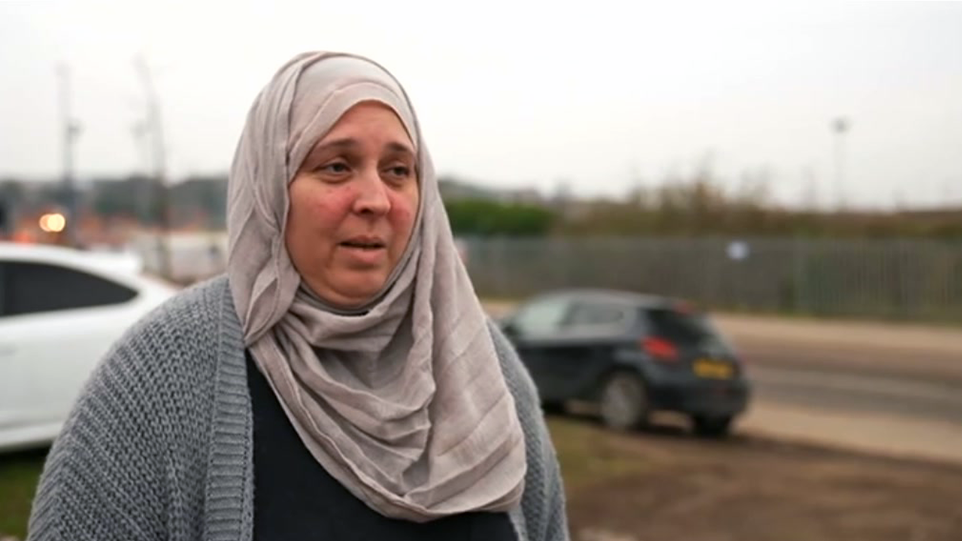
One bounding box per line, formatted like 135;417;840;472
338;241;387;265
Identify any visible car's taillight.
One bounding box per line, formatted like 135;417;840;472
641;337;678;361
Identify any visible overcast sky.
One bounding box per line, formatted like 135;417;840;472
1;0;961;209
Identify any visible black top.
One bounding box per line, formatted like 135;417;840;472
247;352;518;541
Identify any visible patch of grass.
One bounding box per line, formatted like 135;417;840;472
0;448;47;540
547;417;656;492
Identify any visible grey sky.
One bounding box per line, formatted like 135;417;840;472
1;0;961;209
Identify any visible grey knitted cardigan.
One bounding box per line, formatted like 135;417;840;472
26;276;569;541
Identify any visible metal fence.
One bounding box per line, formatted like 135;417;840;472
133;233;962;322
461;237;962;322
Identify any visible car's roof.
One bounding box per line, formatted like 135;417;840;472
526;288;687;310
0;241;135;266
0;241;168;292
0;241;95;259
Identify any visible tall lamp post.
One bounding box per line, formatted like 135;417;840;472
134;54;173;280
58;63;82;247
832;117;850;211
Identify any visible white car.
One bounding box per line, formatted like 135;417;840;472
0;242;178;452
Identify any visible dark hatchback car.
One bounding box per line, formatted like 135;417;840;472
498;289;751;437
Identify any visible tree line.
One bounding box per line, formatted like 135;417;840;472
2;173;960;239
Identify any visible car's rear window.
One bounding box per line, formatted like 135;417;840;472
643;307;719;345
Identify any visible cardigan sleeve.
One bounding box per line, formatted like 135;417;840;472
487;320;571;541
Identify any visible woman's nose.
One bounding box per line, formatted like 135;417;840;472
352;167;391;216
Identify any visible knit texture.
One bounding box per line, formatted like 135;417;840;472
25;275;569;541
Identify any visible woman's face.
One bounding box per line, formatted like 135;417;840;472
286;101;419;309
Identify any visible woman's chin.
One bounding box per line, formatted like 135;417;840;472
306;276;389;310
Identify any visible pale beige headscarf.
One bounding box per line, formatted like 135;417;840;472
225;51;527;522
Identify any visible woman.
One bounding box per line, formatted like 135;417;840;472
27;51;569;541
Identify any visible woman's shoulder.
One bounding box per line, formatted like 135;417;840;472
26;276;234;541
117;275;229;357
486;317;570;541
485;317;541;417
87;274;232;400
134;273;228;329
51;274;232;457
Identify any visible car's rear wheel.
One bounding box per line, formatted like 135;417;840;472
599;372;648;431
541;401;566;415
692;414;733;438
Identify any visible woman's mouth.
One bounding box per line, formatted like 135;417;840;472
338;238;388;266
339;240;386;251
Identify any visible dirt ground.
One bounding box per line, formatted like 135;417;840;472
4;417;961;540
551;417;962;541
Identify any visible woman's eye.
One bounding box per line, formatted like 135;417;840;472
321;162;350;174
385;166;412;179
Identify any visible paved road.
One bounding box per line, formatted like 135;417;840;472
484;302;962;463
714;314;962;463
746;362;962;425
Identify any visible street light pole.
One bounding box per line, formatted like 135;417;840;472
832;117;849;211
134;54;173;280
58;63;82;247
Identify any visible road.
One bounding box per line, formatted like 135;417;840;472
714;314;962;464
483;301;962;464
747;363;962;425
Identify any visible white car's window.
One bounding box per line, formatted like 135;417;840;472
0;261;137;317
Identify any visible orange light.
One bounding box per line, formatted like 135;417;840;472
39;213;66;233
12;230;34;243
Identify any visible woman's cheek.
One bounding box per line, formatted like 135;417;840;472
313;186;356;215
390;198;416;230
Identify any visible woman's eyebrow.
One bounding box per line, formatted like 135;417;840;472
311;138;414;157
312;138;357;153
385;141;415;156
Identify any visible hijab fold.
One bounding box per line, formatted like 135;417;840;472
225;51;527;522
